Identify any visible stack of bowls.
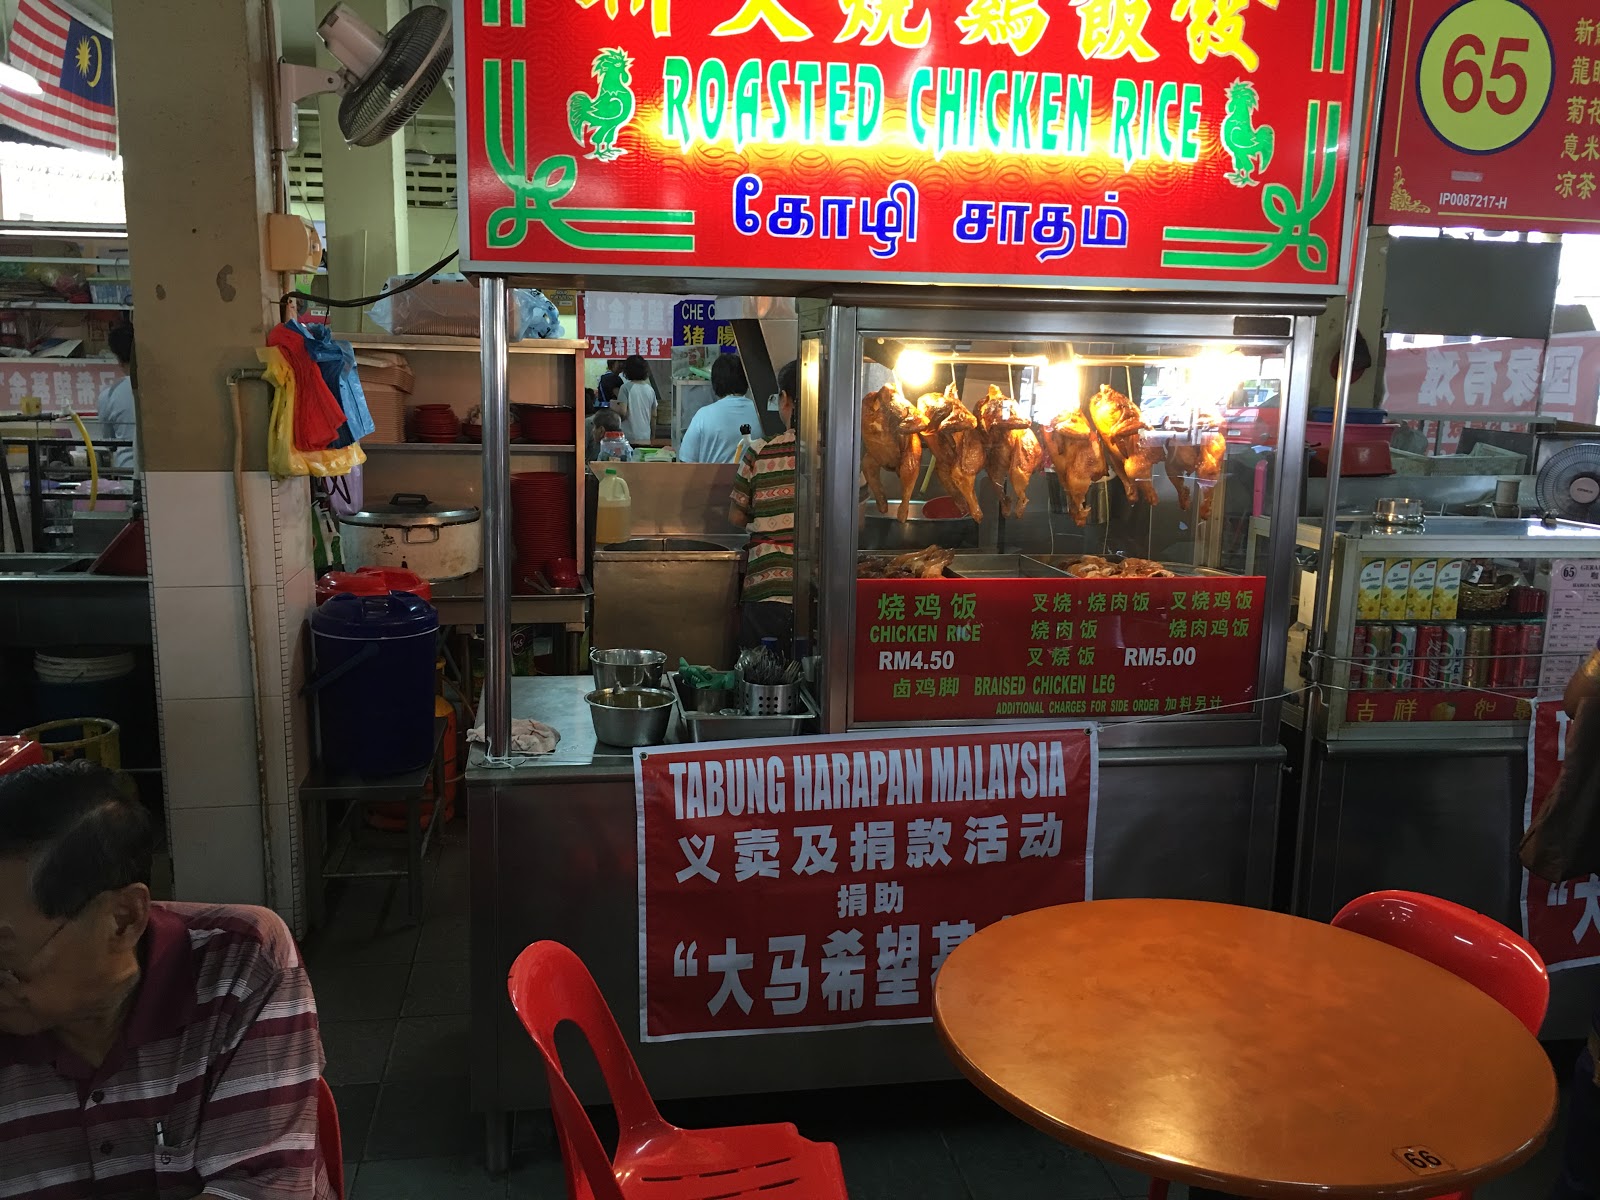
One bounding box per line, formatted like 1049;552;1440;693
517;405;573;445
462;414;522;443
585;687;673;747
590;647;667;690
411;404;461;443
510;471;574;579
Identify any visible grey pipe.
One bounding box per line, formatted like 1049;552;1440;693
479;278;512;758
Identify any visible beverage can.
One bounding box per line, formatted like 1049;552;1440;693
1441;624;1467;689
1517;622;1545;689
1350;624;1375;690
1388;624;1417;690
1489;623;1520;690
1464;624;1493;688
1415;624;1444;689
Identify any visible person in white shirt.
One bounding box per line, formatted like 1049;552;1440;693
613;354;658;447
95;321;137;473
678;355;760;465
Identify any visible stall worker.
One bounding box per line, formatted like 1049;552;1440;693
679;355;761;464
729;359;798;649
0;762;334;1199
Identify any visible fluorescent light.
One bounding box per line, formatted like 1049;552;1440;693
0;63;42;96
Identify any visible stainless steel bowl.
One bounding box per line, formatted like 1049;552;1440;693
585;687;674;747
590;647;667;690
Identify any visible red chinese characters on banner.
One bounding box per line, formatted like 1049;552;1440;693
852;576;1265;724
461;0;1362;291
1345;688;1528;724
1376;0;1600;233
586;334;670;358
1381;332;1600;422
637;727;1096;1039
1522;701;1600;971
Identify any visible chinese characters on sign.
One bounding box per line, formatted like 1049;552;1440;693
852;576;1265;723
1522;702;1600;972
1381;332;1600;423
636;727;1096;1038
672;299;738;351
462;0;1362;290
1376;0;1598;234
0;362;123;414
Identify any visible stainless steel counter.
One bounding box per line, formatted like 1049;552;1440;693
0;554;151;646
466;675;635;782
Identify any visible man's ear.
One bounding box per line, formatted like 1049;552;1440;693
105;883;150;950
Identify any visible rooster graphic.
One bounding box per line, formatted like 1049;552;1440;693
567;47;636;163
1220;80;1274;188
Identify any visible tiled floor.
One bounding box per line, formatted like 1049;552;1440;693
306;825;1581;1199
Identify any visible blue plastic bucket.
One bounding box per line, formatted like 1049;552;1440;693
310;591;438;777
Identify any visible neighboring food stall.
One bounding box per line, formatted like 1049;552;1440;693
1286;0;1600;1040
456;0;1370;1165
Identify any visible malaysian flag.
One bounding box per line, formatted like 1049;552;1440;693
0;0;115;155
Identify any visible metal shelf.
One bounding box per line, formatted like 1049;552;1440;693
0;300;132;311
0;255;129;265
362;441;575;454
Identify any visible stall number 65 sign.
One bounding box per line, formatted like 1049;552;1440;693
1417;0;1555;153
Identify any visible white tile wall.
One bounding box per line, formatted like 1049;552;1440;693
168;805;267;905
144;472;243;589
162;697;259;810
151;585;254;700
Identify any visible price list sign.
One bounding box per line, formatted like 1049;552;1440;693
852;576;1267;723
1538;558;1600;696
1376;0;1596;233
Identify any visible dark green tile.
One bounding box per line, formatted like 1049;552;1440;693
364;1078;478;1160
353;1155;506;1198
943;1117;1119;1200
402;959;470;1017
829;1126;968;1200
329;1082;379;1162
504;1146;568;1198
387;1014;471;1081
308;962;410;1022
321;1020;395;1086
415;913;469;962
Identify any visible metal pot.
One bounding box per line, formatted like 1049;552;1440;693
590;647;667;690
585;687;674;747
339;493;481;581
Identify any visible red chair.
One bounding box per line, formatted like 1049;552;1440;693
316;1076;345;1200
1331;889;1549;1036
506;940;850;1199
1147;892;1548;1200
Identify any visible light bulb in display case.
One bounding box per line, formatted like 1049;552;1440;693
894;348;934;389
1032;360;1081;425
1189;351;1253;401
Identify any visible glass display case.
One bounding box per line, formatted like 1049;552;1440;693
799;294;1319;744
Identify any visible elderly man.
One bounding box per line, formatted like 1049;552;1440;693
0;761;332;1199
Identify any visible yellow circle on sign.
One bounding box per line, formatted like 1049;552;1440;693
1416;0;1553;154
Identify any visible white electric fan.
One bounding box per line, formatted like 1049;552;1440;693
1535;442;1600;524
277;3;452;150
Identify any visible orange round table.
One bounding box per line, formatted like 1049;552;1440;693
933;899;1557;1199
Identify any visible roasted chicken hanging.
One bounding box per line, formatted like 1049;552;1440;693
860;384;924;524
1088;384;1163;507
1038;399;1107;527
975;385;1044;518
917;382;986;524
1163;430;1228;519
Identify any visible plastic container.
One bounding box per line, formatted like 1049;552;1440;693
21;718;121;769
317;566;434;606
595;469;632;546
311;592;439;777
1304;421;1398;476
0;737;44;776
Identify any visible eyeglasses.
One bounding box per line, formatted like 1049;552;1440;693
0;918;70;989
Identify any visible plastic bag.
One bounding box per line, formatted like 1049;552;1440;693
260;347;368;480
370;273;565;340
294;321;375;442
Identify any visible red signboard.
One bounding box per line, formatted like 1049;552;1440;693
1344;688;1529;723
1521;701;1600;971
1381;332;1600;422
1375;0;1600;233
637;726;1095;1038
460;0;1364;291
852;575;1265;723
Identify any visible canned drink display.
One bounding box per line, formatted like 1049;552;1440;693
1517;622;1545;689
1414;625;1444;689
1489;623;1520;690
1349;624;1369;691
1388;624;1417;690
1441;624;1467;689
1464;624;1493;688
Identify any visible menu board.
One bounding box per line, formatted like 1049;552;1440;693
853;576;1266;723
1538;558;1600;696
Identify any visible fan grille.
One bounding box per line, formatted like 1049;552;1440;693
339;6;451;148
1534;441;1600;521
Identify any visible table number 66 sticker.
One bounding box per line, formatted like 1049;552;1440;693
1393;1146;1455;1176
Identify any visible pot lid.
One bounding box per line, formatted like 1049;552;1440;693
340;492;480;528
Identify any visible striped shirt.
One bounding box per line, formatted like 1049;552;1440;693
731;428;797;604
0;902;331;1200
